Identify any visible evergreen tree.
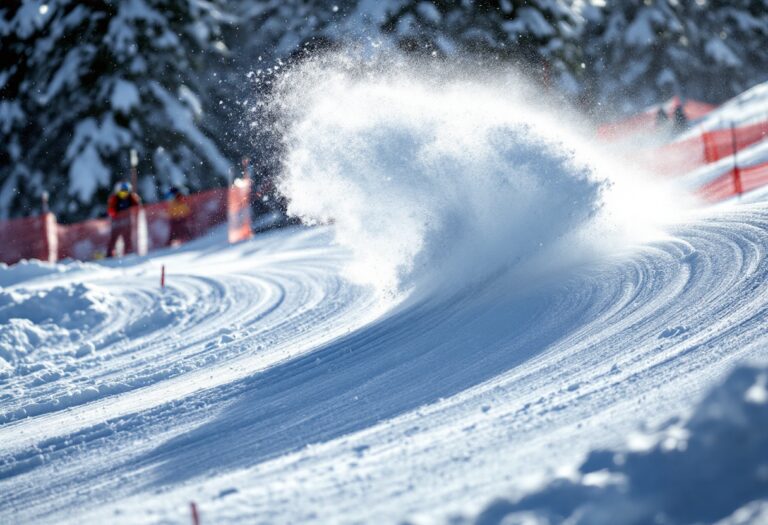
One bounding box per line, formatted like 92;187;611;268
580;0;691;111
379;0;585;92
3;0;767;221
581;0;768;113
211;1;355;186
0;0;232;221
683;0;768;103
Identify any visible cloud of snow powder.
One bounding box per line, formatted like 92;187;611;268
271;52;682;295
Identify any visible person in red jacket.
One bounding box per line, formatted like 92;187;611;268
107;181;141;257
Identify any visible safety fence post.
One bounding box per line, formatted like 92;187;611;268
134;206;148;256
39;190;58;263
42;212;58;263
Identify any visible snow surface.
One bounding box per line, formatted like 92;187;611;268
3;201;768;524
473;364;768;524
3;62;768;524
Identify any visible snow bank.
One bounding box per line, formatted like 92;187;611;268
274;52;680;295
472;364;768;525
0;283;110;378
0;258;96;288
0;319;53;377
0;259;65;287
0;283;109;327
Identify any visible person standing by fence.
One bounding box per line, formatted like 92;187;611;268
107;181;141;257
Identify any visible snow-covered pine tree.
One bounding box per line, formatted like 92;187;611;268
580;0;768;114
210;1;355;187
579;0;693;113
0;0;232;221
682;0;768;103
378;0;585;93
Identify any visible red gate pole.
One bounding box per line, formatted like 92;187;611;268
730;122;743;196
160;264;165;288
190;501;200;525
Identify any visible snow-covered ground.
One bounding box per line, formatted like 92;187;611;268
2;203;768;525
3;63;768;524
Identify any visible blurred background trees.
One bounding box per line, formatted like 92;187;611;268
1;0;766;220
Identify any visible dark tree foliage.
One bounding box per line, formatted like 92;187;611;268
0;0;230;220
2;0;767;219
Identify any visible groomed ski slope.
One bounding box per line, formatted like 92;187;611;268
3;61;768;524
2;204;768;524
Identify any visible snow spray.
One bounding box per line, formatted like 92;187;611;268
271;51;682;295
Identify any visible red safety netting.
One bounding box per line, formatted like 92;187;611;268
698;161;768;202
0;213;57;265
702;120;768;163
646;136;707;174
597;112;657;141
597;97;716;142
54;189;229;262
57;207;147;260
699;170;741;202
633;119;768;176
1;179;249;266
57;217;111;260
143;189;228;250
680;99;718;121
739;163;768;194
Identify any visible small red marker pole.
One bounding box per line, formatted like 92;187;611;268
161;264;165;288
190;501;200;525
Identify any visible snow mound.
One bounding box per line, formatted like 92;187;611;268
0;259;97;288
275;53;679;295
473;365;768;525
0;283;110;327
0;319;51;376
0;283;109;379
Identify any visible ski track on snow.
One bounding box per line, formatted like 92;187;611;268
2;206;768;524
